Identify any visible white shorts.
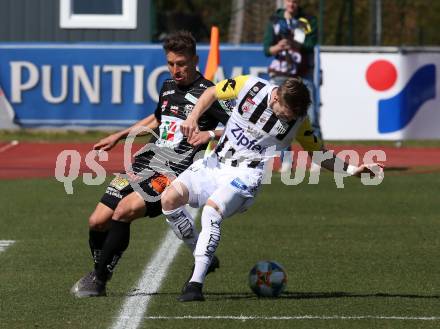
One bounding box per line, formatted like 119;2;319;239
175;156;263;218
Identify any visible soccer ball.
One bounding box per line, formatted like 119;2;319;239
248;260;287;297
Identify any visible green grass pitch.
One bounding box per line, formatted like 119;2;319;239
0;172;439;329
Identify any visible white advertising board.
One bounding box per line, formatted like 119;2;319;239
320;51;440;140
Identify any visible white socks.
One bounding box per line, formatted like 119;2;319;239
191;205;222;283
163;207;199;252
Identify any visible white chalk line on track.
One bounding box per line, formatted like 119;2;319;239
0;240;15;253
110;207;199;329
0;140;19;153
128;315;440;321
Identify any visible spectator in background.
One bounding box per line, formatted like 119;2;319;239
263;0;320;172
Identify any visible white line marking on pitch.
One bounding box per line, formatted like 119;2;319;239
0;140;19;153
140;315;440;321
110;207;199;329
0;240;15;253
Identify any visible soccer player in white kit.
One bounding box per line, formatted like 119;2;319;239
161;75;384;302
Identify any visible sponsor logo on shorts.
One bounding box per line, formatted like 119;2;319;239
231;178;248;191
109;176;130;190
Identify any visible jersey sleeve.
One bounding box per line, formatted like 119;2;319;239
153;103;161;121
205;100;231;125
154;84;168;122
215;75;250;100
295;117;323;152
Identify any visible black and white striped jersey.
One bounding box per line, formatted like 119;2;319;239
133;73;230;176
213;75;322;169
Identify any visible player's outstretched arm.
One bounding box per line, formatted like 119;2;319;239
181;86;217;140
296;118;384;179
312;149;384;179
350;162;385;178
93;114;159;151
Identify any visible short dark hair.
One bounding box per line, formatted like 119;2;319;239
277;77;311;118
163;31;196;57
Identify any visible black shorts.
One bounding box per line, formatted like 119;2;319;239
100;171;170;218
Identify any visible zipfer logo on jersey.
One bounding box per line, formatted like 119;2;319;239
230;123;264;153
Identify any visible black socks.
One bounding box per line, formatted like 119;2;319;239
89;230;108;270
96;220;131;282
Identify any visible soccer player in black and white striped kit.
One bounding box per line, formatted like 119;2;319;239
71;31;230;298
161;75;384;302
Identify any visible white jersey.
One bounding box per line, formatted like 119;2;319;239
212;75;322;170
173;76;324;275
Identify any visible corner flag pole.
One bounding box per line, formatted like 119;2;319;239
204;26;220;154
204;26;220;82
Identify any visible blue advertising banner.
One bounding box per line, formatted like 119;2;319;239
0;44;270;128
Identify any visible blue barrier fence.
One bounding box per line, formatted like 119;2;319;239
0;44;273;128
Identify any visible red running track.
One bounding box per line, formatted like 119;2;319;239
0;141;439;179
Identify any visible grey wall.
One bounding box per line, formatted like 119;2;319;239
0;0;152;42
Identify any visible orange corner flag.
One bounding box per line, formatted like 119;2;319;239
204;26;220;82
204;26;220;154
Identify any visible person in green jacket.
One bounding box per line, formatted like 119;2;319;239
263;0;321;172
